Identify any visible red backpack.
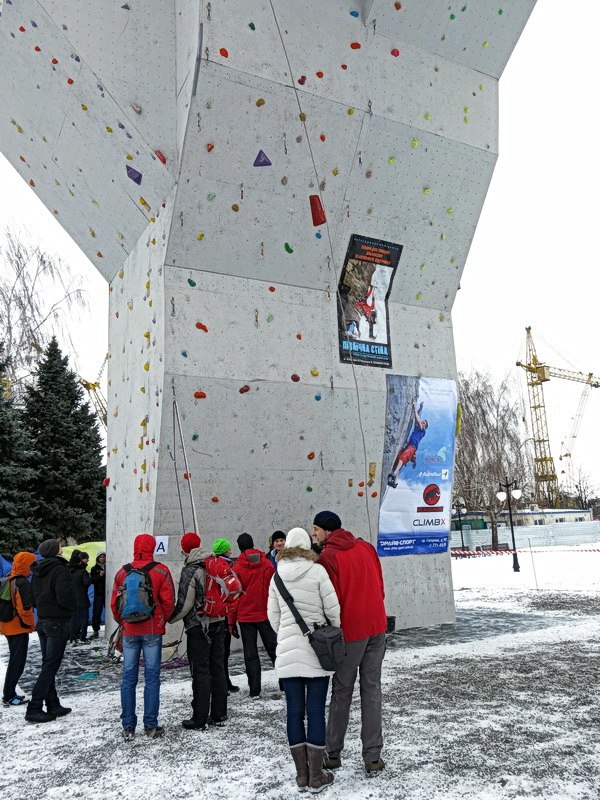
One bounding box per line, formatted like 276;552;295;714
202;555;243;619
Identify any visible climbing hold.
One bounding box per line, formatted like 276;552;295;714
411;137;420;149
420;264;426;271
19;26;26;32
253;149;272;167
188;278;197;287
196;233;204;241
143;362;150;371
268;286;276;292
126;154;133;160
195;322;208;332
192;434;199;441
266;314;274;323
371;491;378;498
479;84;485;91
464;117;469;124
239;385;251;394
207;143;215;152
498;8;504;14
291;374;300;382
350;10;359;17
67;77;74;85
423;187;430;195
139;197;151;211
181;351;188;357
102;477;111;487
307;452;316;460
126;165;143;185
365;170;373;179
450;13;456;20
390;48;400;57
248;21;256;29
299;112;307;122
447;208;455;214
416;292;423;300
281;176;288;185
310;369;319;377
424;113;431;121
320;133;326;142
183;472;191;480
211;496;220;503
256;98;266;107
341;64;347;70
231;204;240;212
315;232;322;239
284;242;294;253
309;195;326;227
358;481;365;487
464;107;470;113
207;193;216;201
306;486;313;493
106;126;113;133
357;491;364;497
394;1;402;8
155;150;167;164
298;75;307;85
219;47;229;57
34;46;41;52
350;42;361;49
296;333;302;340
332;168;339;176
388;157;397;165
316;71;324;78
482;41;489;48
81;103;88;111
347;107;355;115
194;390;207;399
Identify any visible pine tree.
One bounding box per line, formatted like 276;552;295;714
0;345;38;552
21;337;106;543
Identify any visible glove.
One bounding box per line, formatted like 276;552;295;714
229;623;240;639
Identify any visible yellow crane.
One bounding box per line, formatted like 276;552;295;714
516;327;599;508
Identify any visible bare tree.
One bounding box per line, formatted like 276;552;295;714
572;467;597;510
454;371;533;548
0;229;86;395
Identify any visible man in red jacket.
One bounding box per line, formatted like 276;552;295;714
233;533;277;698
313;511;387;774
111;534;175;740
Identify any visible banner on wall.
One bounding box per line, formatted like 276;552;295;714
337;234;402;369
378;376;457;556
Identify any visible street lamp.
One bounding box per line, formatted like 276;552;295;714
451;499;468;550
496;477;523;572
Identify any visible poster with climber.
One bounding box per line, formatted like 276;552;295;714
377;375;458;556
337;234;402;368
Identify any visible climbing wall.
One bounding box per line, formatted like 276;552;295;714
0;0;536;629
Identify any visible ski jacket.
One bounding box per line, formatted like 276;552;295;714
90;554;106;590
0;551;37;636
267;546;340;679
31;556;77;619
317;528;387;643
233;548;274;623
110;534;175;636
69;554;92;609
169;547;216;630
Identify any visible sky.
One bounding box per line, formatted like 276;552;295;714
0;1;598;489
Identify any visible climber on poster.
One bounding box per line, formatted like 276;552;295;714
355;285;377;340
387;401;428;488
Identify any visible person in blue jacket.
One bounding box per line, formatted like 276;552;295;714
387;402;428;488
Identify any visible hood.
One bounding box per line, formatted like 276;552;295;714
32;556;68;577
10;551;37;577
277;549;317;583
238;548;267;569
185;546;211;564
94;552;106;564
277;546;317;564
69;549;82;564
323;528;356;551
133;533;156;560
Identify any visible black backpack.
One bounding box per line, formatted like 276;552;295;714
0;577;17;623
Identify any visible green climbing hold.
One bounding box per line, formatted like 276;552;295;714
447;208;455;214
267;314;274;323
207;193;216;201
188;278;197;287
482;41;489;48
388;157;397;165
411;137;420;149
249;21;256;29
498;9;503;15
416;292;423;301
423;187;430;195
306;486;313;492
284;242;294;253
420;264;426;271
464;117;469;123
464;107;469;113
192;434;199;441
449;13;455;20
424;113;431;121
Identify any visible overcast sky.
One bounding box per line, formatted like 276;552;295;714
0;1;597;494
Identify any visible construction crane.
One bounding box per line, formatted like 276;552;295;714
79;354;108;430
516;327;600;508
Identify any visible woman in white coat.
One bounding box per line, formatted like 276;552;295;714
267;527;341;794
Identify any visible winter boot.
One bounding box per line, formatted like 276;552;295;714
47;704;72;717
25;703;57;724
290;744;309;792
306;744;334;794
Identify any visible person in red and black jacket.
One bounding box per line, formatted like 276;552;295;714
110;533;175;740
233;533;277;698
313;511;387;775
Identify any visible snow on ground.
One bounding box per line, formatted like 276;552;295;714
2;546;600;800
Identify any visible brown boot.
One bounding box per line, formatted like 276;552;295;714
290;744;309;792
306;744;334;794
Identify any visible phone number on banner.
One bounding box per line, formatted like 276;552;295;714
377;534;449;556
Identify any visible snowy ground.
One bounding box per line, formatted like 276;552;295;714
2;546;600;800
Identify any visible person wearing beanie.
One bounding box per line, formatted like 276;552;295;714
312;512;387;775
213;538;232;556
27;539;76;723
90;552;107;639
110;534;175;740
267;531;286;569
1;551;37;707
170;532;230;729
68;550;92;645
233;533;277;699
267;527;340;793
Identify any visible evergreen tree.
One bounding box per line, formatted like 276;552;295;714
0;345;38;552
21;337;106;543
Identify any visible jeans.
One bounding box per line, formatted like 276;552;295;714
69;608;89;641
282;676;330;746
29;618;70;711
91;588;105;632
239;620;277;696
121;633;162;730
2;633;29;702
186;622;227;723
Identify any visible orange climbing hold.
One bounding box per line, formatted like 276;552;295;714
357;491;364;497
195;322;208;332
194;390;207;399
350;42;361;49
307;452;316;460
316;71;324;78
219;47;229;57
207;143;215;152
296;333;302;340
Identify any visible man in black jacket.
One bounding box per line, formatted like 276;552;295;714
27;539;76;723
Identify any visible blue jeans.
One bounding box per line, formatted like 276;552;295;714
282;676;330;746
121;633;162;730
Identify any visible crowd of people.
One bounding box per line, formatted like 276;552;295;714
0;510;388;794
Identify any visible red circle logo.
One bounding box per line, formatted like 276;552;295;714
423;484;440;506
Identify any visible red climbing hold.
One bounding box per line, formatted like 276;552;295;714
296;333;302;340
357;491;364;497
207;143;215;152
34;45;41;52
211;496;220;503
320;133;326;142
183;472;191;480
350;42;361;49
391;48;400;57
51;57;58;64
102;477;111;487
371;491;378;498
19;26;26;32
315;71;324;78
195;322;208;332
194;390;207;399
394;1;402;8
268;286;276;292
291;374;300;382
219;47;229;57
358;481;365;487
298;75;307;85
154;149;167;164
67;77;74;85
309;195;326;227
307;452;316;460
341;64;348;69
239;385;250;394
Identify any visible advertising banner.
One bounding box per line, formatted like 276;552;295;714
337;234;402;369
378;375;457;556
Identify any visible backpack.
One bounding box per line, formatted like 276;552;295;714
116;562;157;623
0;577;16;622
201;555;242;619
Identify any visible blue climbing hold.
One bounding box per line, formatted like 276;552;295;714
126;165;142;185
253;149;272;167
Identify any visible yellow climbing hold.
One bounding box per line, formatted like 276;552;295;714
310;369;319;376
127;301;133;310
126;154;133;160
150;238;156;245
143;362;150;371
447;208;455;214
197;233;205;241
423;187;430;195
231;204;240;212
81;103;88;111
139;197;151;211
256;98;266;107
411;137;420;149
118;269;125;278
299;112;307;121
106;126;113;133
145;281;150;289
332;168;339;176
144;331;151;339
347;107;355;115
416;293;423;300
140;387;146;393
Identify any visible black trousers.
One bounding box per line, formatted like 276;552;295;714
239;620;277;696
30;618;70;711
186;621;227;724
223;629;235;688
91;587;105;632
69;608;88;641
2;633;29;702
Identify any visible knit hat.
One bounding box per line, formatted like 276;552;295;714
237;533;254;552
181;532;201;553
213;538;231;555
285;528;312;551
38;539;60;558
271;530;286;547
312;511;342;532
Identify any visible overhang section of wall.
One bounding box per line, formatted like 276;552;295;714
105;192;175;582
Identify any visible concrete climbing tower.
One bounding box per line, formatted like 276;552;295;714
0;0;536;628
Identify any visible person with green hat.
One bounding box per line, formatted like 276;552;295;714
212;539;232;557
212;538;240;694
